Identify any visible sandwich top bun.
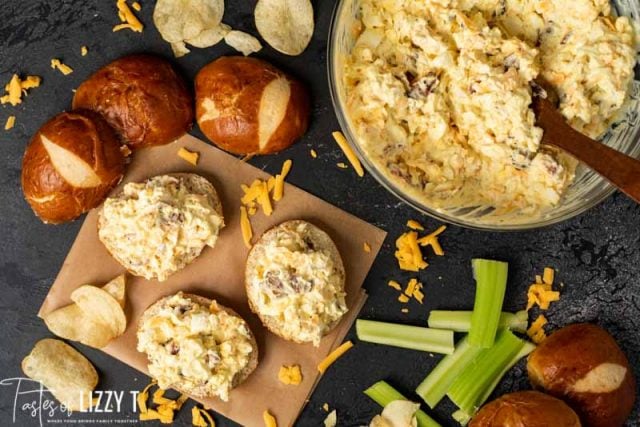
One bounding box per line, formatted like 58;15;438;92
21;110;125;224
98;174;224;282
72;54;193;149
245;220;347;346
137;292;257;401
470;391;581;427
195;56;310;155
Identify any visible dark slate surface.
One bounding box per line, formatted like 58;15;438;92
0;1;638;426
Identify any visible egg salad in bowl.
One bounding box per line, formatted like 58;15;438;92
330;0;640;228
245;220;348;347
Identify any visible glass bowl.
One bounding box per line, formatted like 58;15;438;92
328;0;640;230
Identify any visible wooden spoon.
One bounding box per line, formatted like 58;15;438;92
532;87;640;204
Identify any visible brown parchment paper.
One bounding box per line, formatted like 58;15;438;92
38;134;386;426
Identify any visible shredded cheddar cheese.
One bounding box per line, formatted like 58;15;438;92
318;341;353;374
310;149;318;158
263;410;278;427
401;308;409;313
398;293;410;303
527;314;548;344
132;1;141;11
417;225;447;256
81;46;88;56
407;220;424;231
273;159;292;201
363;242;371;253
114;0;144;33
388;280;402;291
5;116;15;130
322;403;330;412
278;365;303;385
240;206;253;248
1;74;40;106
137;381;156;413
337;162;348;169
192;406;215;427
177;147;199;165
404;278;418;296
50;59;73;75
332;131;365;177
526;267;560;310
137;381;187;424
395;231;428;272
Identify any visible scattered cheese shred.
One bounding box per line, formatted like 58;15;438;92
278;365;303;385
337;162;348;169
240;206;253;248
51;59;73;75
1;74;40;106
526;267;560;311
273;159;292;201
263;410;278;427
332;131;365;177
114;0;143;33
395;231;428;272
192;406;213;427
132;1;141;11
177;147;199;166
388;280;402;291
81;46;88;56
310;149;318;158
404;278;418;296
363;242;371;253
152;388;173;405
527;314;548;344
322;403;330;412
417;225;447;256
137;381;156;413
137;381;187;425
5;115;15;130
318;341;354;374
401;308;409;313
248;205;257;215
258;180;273;215
407;220;424;231
398;293;410;303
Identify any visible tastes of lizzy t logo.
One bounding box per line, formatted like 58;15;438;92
0;377;138;426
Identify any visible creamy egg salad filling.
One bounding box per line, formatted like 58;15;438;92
345;0;637;218
99;175;224;281
137;293;254;402
248;223;347;346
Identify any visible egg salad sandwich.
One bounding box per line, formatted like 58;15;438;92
137;292;257;401
245;220;348;346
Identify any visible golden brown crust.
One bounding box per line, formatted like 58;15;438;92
73;54;193;149
470;391;581;427
527;323;636;427
195;56;310;155
245;220;346;344
137;292;258;399
21;110;125;224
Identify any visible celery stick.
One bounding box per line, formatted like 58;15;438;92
364;381;441;427
468;259;509;347
356;319;454;354
452;410;471;426
447;330;525;415
428;310;528;333
415;336;483;408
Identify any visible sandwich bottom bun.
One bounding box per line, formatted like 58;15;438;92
470;391;581;427
527;323;636;427
137;292;257;401
245;220;347;346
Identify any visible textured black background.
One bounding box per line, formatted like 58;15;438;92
0;1;639;426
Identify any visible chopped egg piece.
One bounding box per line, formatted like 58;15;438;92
263;410;277;427
278;365;303;385
318;341;353;374
50;59;73;75
177;147;199;165
527;314;548;344
114;0;143;33
5;115;15;130
332;131;364;177
81;46;88;56
406;220;424;230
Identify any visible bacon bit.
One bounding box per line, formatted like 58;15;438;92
4;115;15;130
388;280;402;291
51;59;73;75
363;242;371;253
310;149;318;158
318;341;354;374
406;220;424;230
527;314;548;344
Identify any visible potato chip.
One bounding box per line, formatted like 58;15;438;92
153;0;226;57
254;0;314;55
101;274;126;308
224;30;262;56
43;304;115;348
22;339;98;411
71;285;127;336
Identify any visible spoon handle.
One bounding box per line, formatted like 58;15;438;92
535;97;640;204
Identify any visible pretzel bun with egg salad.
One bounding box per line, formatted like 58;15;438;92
195;56;310;155
73;54;193;149
21;110;125;224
